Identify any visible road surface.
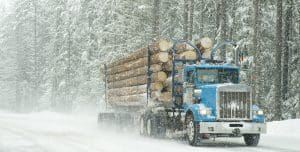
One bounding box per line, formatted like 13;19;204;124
0;111;299;152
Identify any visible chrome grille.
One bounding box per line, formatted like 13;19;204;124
218;91;251;120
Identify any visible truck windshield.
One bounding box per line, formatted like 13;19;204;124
197;69;239;84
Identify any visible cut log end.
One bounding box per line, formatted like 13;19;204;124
177;50;197;60
158;39;172;52
156;71;167;82
196;37;213;51
153;52;169;63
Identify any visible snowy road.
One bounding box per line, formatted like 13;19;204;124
0;111;299;152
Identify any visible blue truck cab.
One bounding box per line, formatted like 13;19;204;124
180;63;266;145
163;40;266;146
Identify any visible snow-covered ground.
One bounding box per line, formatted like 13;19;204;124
0;111;299;152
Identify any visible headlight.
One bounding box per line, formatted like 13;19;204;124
194;89;202;97
257;110;264;115
199;108;211;116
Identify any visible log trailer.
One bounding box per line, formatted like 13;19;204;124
98;40;266;146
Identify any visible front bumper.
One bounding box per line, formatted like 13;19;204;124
199;122;266;134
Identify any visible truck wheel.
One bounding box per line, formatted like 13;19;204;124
146;118;152;136
243;134;260;146
145;115;159;137
139;115;146;136
186;114;201;146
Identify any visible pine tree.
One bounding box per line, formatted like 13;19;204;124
274;0;283;120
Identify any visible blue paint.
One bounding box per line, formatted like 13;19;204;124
181;63;265;124
170;40;265;124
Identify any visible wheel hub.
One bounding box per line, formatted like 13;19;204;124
187;121;194;141
146;119;151;135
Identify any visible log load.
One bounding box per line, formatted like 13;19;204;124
107;39;172;68
103;37;214;108
106;52;169;75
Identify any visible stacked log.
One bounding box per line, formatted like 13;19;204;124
105;39;172;106
195;37;213;59
160;38;213;104
104;37;213;107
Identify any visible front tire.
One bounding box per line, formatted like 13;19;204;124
145;115;158;137
244;134;260;146
186;114;201;146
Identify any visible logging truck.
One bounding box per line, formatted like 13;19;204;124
98;39;266;146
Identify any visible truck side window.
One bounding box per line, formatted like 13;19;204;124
187;71;194;83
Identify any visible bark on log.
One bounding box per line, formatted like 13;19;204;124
149;39;172;53
107;57;147;75
175;50;197;60
107;64;162;82
165;85;183;93
151;82;164;91
152;71;167;82
162;61;184;72
107;52;169;75
163;75;183;88
202;49;212;59
175;43;194;53
151;52;169;63
196;37;213;51
150;91;171;102
107;48;148;68
108;72;167;88
108;93;147;103
107;83;163;98
162;60;172;71
107;39;171;68
107;85;147;96
158;92;172;102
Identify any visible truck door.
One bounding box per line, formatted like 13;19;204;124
183;70;195;104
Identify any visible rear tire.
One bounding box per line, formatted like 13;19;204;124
139;115;146;136
186;114;201;146
244;134;260;146
146;117;154;136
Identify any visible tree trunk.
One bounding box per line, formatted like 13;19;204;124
220;0;227;60
152;0;160;39
274;0;283;121
183;0;189;39
282;0;293;103
253;0;262;106
215;1;221;38
188;0;194;40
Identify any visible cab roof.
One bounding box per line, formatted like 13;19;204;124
185;63;240;70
